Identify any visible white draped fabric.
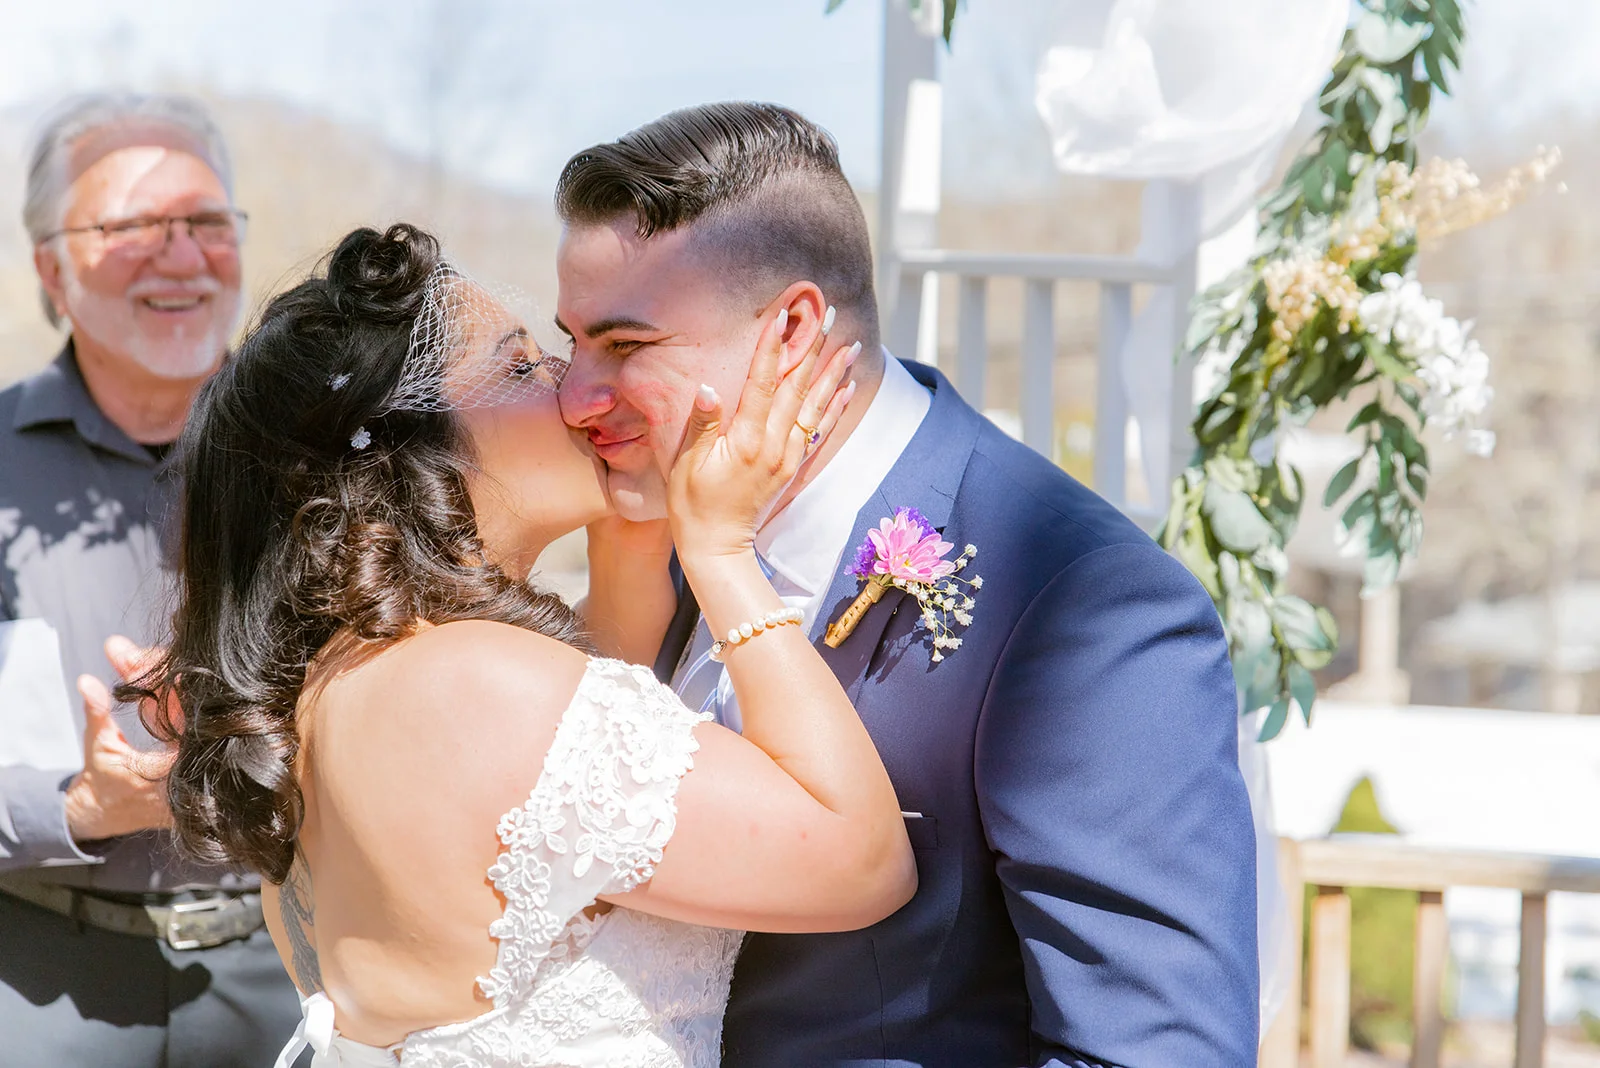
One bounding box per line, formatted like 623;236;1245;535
1033;0;1348;1031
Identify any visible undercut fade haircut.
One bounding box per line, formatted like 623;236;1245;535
555;102;879;349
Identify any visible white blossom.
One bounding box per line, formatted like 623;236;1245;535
1358;273;1495;454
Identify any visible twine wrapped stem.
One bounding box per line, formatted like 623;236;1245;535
824;577;889;648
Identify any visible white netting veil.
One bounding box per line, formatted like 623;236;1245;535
380;262;567;414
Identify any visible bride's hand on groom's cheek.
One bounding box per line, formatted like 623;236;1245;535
666;305;857;563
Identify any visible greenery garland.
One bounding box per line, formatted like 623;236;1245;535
1160;0;1556;738
833;0;1556;737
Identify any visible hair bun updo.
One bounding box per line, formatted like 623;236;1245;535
324;223;441;326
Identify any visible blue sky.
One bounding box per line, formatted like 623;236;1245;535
0;0;1594;197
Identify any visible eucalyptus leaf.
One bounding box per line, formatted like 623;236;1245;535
1288;662;1318;720
1346;402;1383;431
1398;509;1425;556
1203;482;1275;554
1204;455;1252;493
1258;698;1292;742
1356;14;1429;64
1359;66;1399;108
1294;643;1337;672
1185;301;1227;352
1272;596;1335;652
1276;455;1302;504
1339;490;1377;544
1243;647;1284;714
1371;91;1405;153
1320;69;1363;107
1324;457;1362;507
1363;548;1402;593
1421;37;1451;93
1228;598;1275;698
1173;529;1222;600
1406;463;1428;496
1218;551;1242;598
1315;605;1340;648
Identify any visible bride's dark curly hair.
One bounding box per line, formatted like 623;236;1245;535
124;224;589;883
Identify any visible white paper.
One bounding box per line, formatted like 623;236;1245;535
0;618;82;771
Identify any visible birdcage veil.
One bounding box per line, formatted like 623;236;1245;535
379;261;566;415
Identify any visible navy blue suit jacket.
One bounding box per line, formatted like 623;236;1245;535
656;362;1258;1067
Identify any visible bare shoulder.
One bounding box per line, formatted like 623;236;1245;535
389;619;588;691
309;621;591;799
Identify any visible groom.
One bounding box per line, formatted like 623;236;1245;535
556;103;1258;1067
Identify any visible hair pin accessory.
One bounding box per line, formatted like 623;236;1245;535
350;427;372;450
329;373;351;391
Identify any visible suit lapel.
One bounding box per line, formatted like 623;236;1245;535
650;361;984;694
811;361;982;700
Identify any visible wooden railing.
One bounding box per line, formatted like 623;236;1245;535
1260;835;1600;1068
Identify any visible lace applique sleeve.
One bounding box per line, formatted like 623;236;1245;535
477;657;710;1003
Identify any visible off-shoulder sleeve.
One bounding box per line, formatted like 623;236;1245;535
477;658;710;1003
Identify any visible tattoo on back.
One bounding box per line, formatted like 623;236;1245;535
281;852;323;994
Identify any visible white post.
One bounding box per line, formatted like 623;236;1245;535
956;276;989;408
1021;279;1057;458
1157;180;1201;511
878;0;942;361
1095;283;1133;506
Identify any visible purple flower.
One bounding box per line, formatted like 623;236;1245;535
847;539;878;578
897;507;936;539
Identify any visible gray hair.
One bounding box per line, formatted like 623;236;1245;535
24;93;234;327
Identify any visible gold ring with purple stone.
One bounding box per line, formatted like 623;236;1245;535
796;421;821;448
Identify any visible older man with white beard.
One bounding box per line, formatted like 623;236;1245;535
0;94;302;1068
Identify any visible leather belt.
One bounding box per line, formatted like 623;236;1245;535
0;876;264;951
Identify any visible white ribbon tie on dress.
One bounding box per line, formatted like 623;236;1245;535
274;990;338;1068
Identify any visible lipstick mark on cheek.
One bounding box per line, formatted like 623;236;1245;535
626;378;692;454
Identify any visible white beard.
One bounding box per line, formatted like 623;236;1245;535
61;265;239;380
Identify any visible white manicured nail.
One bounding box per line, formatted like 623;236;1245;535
845;341;862;365
821;305;837;335
696;384;717;410
775;308;788;333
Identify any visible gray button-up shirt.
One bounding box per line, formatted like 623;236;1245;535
0;345;251;894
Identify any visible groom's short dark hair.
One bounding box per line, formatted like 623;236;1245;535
556;102;879;348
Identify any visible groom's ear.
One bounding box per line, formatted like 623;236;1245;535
767;282;828;375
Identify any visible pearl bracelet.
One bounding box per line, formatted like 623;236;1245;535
709;607;806;662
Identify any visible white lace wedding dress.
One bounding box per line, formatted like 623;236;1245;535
273;658;745;1068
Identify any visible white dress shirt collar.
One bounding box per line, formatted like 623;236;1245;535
755;352;932;612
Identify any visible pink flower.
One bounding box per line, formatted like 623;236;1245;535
867;510;956;584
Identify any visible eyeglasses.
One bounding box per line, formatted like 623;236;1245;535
43;209;249;255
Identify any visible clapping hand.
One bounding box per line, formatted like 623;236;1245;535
61;636;176;843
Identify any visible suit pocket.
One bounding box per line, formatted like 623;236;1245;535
902;814;939;850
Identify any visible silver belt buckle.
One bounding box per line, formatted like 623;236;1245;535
164;895;230;951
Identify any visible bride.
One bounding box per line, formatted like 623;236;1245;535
129;224;914;1066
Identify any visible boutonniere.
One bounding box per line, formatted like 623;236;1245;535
824;507;980;662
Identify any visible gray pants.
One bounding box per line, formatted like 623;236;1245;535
0;889;306;1067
